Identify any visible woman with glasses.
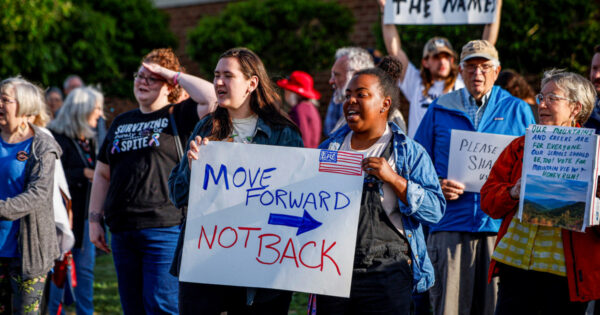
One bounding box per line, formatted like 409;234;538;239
88;48;216;314
46;87;103;315
481;69;599;314
0;77;60;314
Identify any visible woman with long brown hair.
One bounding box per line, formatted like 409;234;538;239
169;47;302;314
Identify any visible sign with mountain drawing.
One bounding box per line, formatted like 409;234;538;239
518;125;600;231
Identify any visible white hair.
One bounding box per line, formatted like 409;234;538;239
335;47;374;72
541;69;597;124
0;77;49;125
48;87;104;139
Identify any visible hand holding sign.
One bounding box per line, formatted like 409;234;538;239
440;178;465;201
188;136;209;170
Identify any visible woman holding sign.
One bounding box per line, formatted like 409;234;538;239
481;69;599;314
314;64;445;313
168;47;302;314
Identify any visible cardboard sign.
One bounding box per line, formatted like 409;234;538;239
179;142;364;297
447;130;516;192
384;0;497;25
518;125;600;231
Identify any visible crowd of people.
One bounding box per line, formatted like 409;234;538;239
1;0;600;314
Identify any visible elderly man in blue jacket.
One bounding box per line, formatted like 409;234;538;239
414;40;536;315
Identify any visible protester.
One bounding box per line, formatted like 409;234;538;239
168;47;302;314
481;69;599;314
313;67;444;313
45;87;64;117
324;47;374;135
277;70;322;148
495;69;538;122
584;45;600;133
0;77;60;314
378;0;502;138
63;75;84;97
414;40;536;315
88;48;216;314
47;87;104;315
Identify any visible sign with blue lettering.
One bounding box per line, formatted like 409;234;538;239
179;142;364;297
383;0;498;25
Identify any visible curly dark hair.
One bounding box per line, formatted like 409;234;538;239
354;67;400;115
141;48;184;103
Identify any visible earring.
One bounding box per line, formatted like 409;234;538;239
571;119;576;127
380;108;385;113
19;121;27;132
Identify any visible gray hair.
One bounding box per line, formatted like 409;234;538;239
541;69;597;124
0;77;49;125
48;87;104;139
63;74;84;91
45;86;63;100
335;47;374;73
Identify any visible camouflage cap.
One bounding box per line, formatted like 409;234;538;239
460;40;499;63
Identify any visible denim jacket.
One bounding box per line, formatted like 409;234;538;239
320;122;446;293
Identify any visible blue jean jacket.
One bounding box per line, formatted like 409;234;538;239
320;122;446;293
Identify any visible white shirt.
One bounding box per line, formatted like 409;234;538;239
230;115;258;143
340;125;404;235
401;62;464;138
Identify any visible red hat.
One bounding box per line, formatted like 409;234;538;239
277;71;321;100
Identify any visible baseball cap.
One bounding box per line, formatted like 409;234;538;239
460;40;499;63
422;37;456;59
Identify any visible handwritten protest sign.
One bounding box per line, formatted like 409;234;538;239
383;0;497;25
179;142;364;297
447;130;516;192
518;125;600;231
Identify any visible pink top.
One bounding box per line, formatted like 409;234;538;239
289;101;322;148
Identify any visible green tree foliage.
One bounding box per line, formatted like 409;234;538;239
0;0;176;97
187;0;354;78
375;0;600;80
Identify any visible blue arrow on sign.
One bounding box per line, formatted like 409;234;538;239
268;210;322;235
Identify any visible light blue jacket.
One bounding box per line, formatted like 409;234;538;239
414;86;536;233
320;122;446;293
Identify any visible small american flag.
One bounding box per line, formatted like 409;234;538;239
318;150;363;176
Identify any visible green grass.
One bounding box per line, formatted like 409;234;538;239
75;253;310;314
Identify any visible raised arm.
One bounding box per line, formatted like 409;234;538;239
378;0;409;82
143;62;218;118
482;0;502;45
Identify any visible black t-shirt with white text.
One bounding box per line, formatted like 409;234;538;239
98;99;199;232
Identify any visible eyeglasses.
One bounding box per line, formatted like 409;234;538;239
462;63;495;74
133;73;165;85
535;93;574;105
0;97;16;106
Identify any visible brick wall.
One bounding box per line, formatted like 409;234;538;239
160;0;389;121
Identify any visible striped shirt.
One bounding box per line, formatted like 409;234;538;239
492;217;566;276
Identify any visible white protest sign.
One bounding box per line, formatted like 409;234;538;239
447;130;516;192
384;0;497;25
518;125;600;231
179;142;364;297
